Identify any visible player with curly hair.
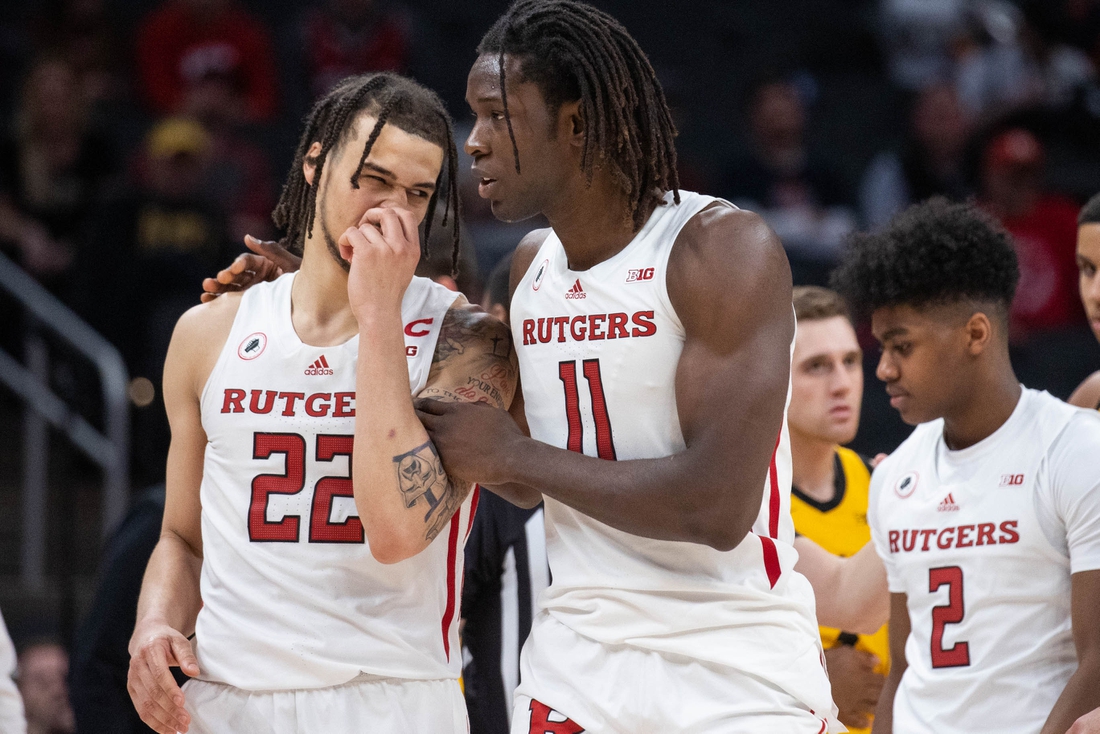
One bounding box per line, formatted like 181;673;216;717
830;198;1100;734
1070;193;1100;409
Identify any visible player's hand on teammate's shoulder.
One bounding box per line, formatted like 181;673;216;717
416;399;524;486
823;645;884;730
127;620;200;734
339;206;422;318
201;234;301;303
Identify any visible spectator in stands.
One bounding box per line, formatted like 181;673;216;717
876;0;968;91
787;286;887;733
30;0;126;111
721;76;856;262
955;3;1095;122
0;56;115;289
0;608;26;734
860;83;971;229
75;117;235;483
15;642;74;734
136;0;278;122
298;0;412;101
979;128;1081;342
1070;192;1100;409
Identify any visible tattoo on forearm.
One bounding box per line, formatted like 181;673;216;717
393;440;467;541
427;308;517;410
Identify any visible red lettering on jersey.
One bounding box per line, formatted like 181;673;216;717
569;315;587;341
333;392;355;417
528;700;584;734
889;530;900;553
999;473;1025;486
278;392;305;417
221;388;246;413
588;314;606;340
553;316;569;343
976;523;996;546
920;528;937;551
607;312;629;339
405;346;418;357
305;393;331;417
998;520;1020;544
404;318;434;337
537;318;553;344
901;530;916;551
955;524;975;548
249;389;277;414
522;319;536;346
937;527;955;549
631;310;656;337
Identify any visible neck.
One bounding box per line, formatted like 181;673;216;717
942;361;1022;450
789;429;838;504
290;238;360;347
543;169;655;271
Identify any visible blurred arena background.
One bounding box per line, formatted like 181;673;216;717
1;0;1099;725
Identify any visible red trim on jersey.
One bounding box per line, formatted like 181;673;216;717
767;430;781;539
465;486;481;541
441;512;461;661
816;720;827;734
758;535;781;588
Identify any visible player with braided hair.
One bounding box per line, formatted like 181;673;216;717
209;3;840;730
127;72;514;734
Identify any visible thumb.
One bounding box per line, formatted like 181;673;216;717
170;635;200;677
245;235;302;272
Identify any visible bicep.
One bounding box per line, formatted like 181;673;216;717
887;592;910;679
420;307;517;411
1072;570;1100;663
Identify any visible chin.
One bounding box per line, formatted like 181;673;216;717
490;199;541;224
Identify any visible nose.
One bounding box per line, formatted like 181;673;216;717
465;120;488;159
876;351;896;383
378;188;408;209
831;363;853;395
1087;273;1100;306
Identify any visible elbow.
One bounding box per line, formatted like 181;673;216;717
363;523;424;565
689;506;754;552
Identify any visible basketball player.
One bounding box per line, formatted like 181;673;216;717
127;74;514;734
207;2;839;730
1070;193;1100;409
830;198;1100;734
787;286;888;733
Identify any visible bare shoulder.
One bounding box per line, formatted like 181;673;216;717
1069;370;1100;410
667;202;792;341
167;292;243;398
509;228;553;296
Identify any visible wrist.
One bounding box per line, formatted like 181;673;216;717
498;432;533;486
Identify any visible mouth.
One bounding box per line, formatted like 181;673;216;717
829;405;853;418
885;387;909;409
478;177;498;197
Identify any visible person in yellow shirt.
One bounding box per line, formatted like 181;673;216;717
788;286;888;733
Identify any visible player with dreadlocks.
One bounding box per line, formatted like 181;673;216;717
127;72;514;734
207;3;839;730
415;1;839;731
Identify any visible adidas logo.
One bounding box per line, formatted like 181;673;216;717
304;354;334;376
937;493;960;512
565;279;586;299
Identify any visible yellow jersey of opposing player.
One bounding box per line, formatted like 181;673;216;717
790;446;889;733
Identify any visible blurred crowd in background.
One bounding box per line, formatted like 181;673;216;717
2;0;1100;729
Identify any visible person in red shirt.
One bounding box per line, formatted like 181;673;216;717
979;128;1082;342
136;0;278;122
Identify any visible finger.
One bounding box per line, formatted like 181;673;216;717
356;216;392;250
170;635;201;678
245;235;302;273
339;226;371;263
871;452;888;468
378;208;409;250
200;291;217;303
394;208;420;245
130;666;185;733
149;644;186;709
413;398;452;415
414;408;439;429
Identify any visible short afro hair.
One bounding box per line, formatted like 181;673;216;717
831;198;1019;319
1080;192;1100;226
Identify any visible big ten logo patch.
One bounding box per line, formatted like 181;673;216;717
999;474;1025;486
626;267;655;283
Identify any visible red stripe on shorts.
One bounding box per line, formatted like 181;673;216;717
441;512;461;660
758;535;781;589
465;485;481;541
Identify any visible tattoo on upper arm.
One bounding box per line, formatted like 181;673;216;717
394;440;468;541
427;308;516;409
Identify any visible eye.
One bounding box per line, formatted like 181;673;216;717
892;342;912;357
409;189;430;199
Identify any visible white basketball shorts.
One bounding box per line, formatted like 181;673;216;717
182;672;468;734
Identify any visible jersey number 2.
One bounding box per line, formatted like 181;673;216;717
559;359;616;459
249;432;364;544
929;565;970;668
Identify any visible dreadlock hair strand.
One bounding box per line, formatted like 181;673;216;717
480;0;680;230
272;72;462;273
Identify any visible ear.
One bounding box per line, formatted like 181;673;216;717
965;311;993;356
559;99;585;147
302;141;323;186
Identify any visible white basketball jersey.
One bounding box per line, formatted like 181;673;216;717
510;190;837;724
870;388;1100;733
194;272;476;690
